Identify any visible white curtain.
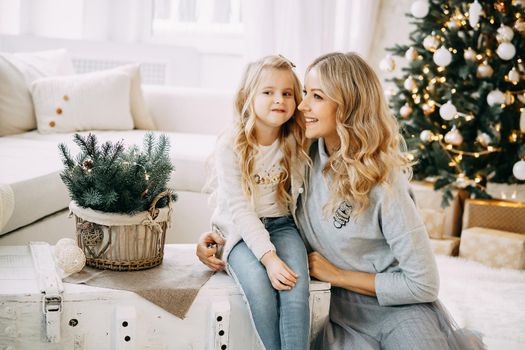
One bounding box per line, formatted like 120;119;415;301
242;0;380;77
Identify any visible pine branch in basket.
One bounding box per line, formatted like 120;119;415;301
58;133;176;214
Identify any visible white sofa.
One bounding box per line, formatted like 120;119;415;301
0;85;235;245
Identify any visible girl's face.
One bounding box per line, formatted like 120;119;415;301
298;68;339;148
253;68;296;144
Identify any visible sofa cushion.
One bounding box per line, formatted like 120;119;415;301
1;130;216;235
31;70;134;133
112;64;156;130
0;49;75;136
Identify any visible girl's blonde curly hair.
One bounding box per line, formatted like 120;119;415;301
307;52;412;216
234;55;310;208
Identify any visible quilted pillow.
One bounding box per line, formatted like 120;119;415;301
31;70;134;133
0;49;75;136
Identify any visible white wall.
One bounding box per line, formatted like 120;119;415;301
0;0;413;90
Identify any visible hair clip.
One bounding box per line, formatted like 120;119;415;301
278;54;296;68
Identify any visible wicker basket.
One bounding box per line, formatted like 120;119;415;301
70;191;173;271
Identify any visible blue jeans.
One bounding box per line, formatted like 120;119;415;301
227;216;310;350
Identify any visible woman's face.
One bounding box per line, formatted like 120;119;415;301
298;68;339;148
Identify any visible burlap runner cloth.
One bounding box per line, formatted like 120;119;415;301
65;244;213;319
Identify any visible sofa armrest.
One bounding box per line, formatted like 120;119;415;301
143;85;235;135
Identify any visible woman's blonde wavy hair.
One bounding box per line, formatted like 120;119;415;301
307;52;412;216
234;55;309;208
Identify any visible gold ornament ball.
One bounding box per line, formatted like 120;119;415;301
423;35;440;52
422;102;436;115
514;18;525;37
477;62;494;78
405;47;419;61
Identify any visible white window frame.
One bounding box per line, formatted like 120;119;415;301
147;0;244;55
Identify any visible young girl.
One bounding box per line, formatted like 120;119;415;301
209;55;311;350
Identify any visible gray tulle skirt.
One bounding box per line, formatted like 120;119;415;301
312;288;485;350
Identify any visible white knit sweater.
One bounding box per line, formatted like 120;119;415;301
210;131;307;262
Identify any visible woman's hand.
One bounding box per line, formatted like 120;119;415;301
308;251;342;286
196;231;226;272
260;251;298;290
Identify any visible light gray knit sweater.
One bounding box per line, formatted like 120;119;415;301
295;139;439;306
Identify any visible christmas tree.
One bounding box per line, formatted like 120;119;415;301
382;0;525;206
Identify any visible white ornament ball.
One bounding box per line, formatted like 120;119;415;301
476;132;491;147
464;47;477;61
477;62;494;78
433;46;452;66
496;42;516;60
439;101;457;121
420;130;434;143
54;238;77;257
468;0;482;28
496;25;514;42
507;67;520;84
411;0;429;18
55;238;77;249
55;245;86;275
405;47;419;61
380;55;396;72
513;160;525;180
400;104;413;118
423;35;440;52
445;128;463;146
520;109;525;133
404;77;418;91
486;89;506;106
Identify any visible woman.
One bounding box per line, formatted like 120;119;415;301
197;52;484;350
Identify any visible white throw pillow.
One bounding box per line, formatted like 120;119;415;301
0;49;75;136
111;64;156;130
31;70;134;133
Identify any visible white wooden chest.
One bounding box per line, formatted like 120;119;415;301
0;244;330;350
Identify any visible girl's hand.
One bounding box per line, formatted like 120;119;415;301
308;251;342;286
196;231;226;272
260;251;298;290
